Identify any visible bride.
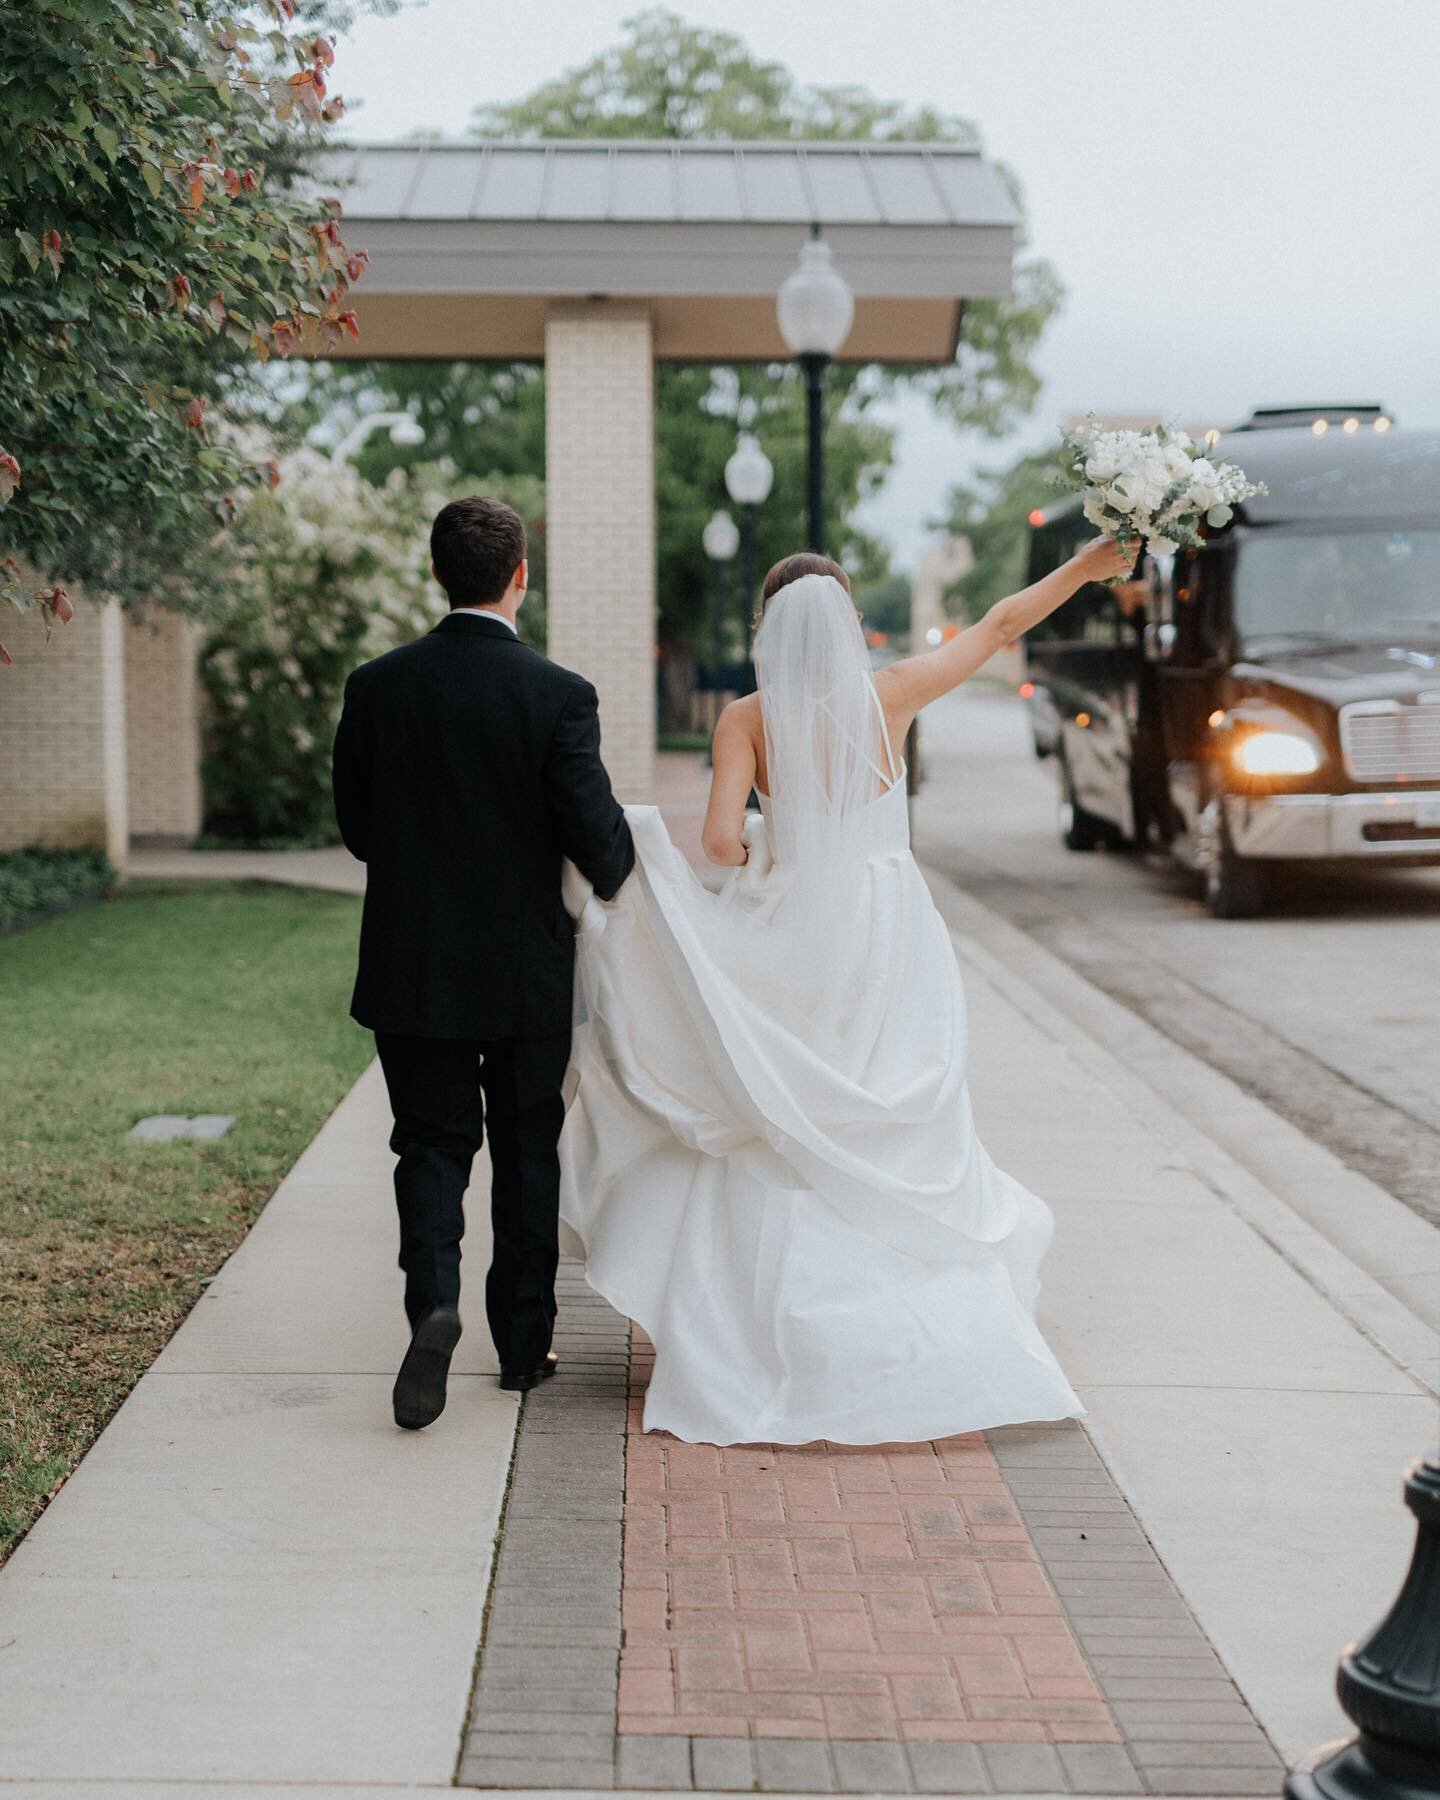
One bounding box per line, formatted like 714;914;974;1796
559;533;1135;1446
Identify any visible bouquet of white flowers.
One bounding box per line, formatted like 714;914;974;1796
1057;415;1266;561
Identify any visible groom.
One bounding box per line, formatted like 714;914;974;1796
332;496;634;1430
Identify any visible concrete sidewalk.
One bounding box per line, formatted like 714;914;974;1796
126;841;366;893
0;1061;519;1787
946;911;1432;1765
2;752;1432;1796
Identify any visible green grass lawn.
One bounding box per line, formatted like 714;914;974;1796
0;879;374;1562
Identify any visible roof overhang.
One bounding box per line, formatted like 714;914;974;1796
310;140;1020;364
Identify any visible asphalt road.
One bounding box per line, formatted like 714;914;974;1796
913;685;1440;1228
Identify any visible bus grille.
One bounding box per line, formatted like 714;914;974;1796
1340;703;1440;782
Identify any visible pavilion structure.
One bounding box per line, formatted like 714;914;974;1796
0;138;1020;855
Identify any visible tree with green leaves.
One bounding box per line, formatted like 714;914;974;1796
473;8;1063;437
292;357;892;708
287;7;1062;691
0;0;388;660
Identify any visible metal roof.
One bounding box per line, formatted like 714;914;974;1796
309;139;1019;364
320;139;1018;230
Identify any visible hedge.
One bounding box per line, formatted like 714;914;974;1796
0;847;115;933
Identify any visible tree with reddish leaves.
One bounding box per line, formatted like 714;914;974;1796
0;0;392;661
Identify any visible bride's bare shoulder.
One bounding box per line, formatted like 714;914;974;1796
717;693;763;739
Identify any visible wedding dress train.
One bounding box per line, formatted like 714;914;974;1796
558;576;1082;1446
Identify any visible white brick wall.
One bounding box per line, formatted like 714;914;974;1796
124;609;202;844
0;593;128;862
544;302;656;803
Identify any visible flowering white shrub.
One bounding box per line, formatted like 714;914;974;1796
199;450;543;843
1057;416;1266;560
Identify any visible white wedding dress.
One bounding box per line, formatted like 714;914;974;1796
558;574;1082;1446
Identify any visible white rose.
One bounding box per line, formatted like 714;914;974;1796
1189;479;1222;514
1082;490;1111;528
1162;448;1192;482
1106;478;1141;513
1147;534;1180;556
1085;452;1120;483
1122;475;1165;517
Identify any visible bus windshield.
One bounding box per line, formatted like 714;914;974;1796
1235;528;1440;650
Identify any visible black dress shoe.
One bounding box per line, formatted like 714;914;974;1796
393;1305;462;1431
499;1351;559;1393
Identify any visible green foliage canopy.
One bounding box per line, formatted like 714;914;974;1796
0;0;384;651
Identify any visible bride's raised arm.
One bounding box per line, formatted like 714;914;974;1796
876;534;1138;720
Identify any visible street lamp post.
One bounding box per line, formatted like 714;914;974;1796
701;508;740;683
776;226;854;554
1286;1451;1440;1800
723;433;774;690
329;410;426;464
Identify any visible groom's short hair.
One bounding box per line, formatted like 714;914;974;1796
430;496;526;608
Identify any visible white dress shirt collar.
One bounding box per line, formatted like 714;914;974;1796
451;606;517;634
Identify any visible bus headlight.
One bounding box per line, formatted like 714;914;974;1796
1233;729;1321;776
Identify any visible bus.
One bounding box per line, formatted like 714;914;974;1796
1023;406;1440;915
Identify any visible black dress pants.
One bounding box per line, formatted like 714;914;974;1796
374;1031;572;1375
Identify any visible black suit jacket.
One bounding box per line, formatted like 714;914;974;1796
332;612;635;1040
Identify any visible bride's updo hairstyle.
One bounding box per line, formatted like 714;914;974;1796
760;552;850;616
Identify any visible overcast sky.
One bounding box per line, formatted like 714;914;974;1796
331;0;1439;567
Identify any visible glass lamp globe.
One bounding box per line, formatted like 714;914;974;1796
776;237;855;359
702;509;740;561
724;433;775;508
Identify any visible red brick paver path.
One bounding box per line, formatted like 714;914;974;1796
618;1333;1120;1745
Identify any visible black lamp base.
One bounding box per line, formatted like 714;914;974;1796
1287;1736;1440;1800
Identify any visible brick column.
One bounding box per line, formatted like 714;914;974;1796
544;301;655;802
0;594;128;863
124;609;202;846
